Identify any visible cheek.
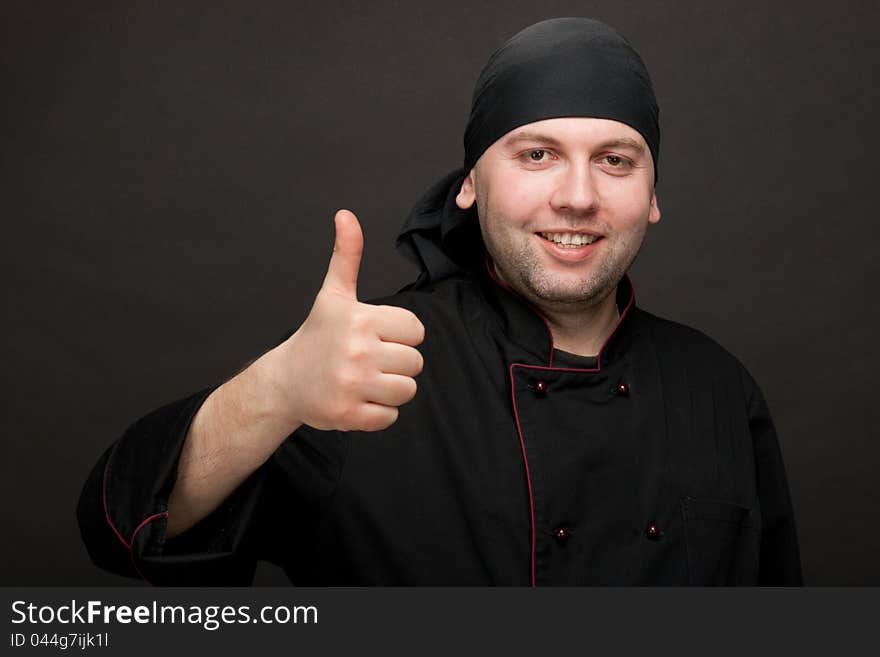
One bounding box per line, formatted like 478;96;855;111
486;174;549;223
605;185;654;223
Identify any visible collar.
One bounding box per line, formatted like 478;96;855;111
475;255;638;369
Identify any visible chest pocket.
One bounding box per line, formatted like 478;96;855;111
681;497;758;585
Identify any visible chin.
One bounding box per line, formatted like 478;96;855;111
526;268;620;304
525;281;600;305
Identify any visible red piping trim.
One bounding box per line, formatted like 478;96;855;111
102;451;166;585
102;455;131;550
484;254;556;366
595;282;635;369
515;362;600;374
508;364;537;587
131;512;169;544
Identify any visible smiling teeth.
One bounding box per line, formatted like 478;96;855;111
540;232;600;247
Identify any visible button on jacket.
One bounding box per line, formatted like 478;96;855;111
77;268;802;586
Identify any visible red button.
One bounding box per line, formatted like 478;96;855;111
553;526;571;543
616;382;630;396
645;523;662;540
534;380;548;396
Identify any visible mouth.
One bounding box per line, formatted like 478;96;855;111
535;230;604;262
537;231;603;248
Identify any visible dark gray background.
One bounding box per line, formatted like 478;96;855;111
2;0;877;585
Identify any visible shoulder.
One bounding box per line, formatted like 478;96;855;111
635;308;732;353
634;308;755;387
632;310;773;423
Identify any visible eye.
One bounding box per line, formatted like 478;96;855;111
520;148;555;167
598;154;634;174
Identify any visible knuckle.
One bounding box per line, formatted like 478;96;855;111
349;308;372;333
333;369;360;395
345;341;370;363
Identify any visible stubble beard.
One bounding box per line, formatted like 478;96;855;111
478;200;648;313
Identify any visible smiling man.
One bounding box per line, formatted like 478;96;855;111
78;18;802;585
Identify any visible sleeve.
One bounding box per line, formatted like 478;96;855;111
76;389;294;586
740;367;804;585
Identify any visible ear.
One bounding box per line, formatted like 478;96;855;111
648;191;661;224
455;169;476;209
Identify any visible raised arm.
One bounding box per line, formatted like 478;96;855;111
79;209;424;582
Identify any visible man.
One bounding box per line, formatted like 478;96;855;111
78;18;802;585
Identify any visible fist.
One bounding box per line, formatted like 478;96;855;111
272;210;425;432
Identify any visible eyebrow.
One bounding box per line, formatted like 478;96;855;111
503;131;646;155
599;137;646;154
503;131;564;147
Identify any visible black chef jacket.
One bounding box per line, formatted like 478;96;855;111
77;264;802;586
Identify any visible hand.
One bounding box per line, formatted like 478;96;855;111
269;209;425;431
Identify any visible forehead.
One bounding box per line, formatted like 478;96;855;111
496;117;648;152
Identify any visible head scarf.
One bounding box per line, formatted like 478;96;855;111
397;17;660;287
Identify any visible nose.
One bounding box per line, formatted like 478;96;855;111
549;161;598;215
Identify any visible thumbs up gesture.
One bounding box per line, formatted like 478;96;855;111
269;210;425;432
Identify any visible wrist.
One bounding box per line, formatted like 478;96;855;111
244;336;306;434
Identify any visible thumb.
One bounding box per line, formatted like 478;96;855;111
322;209;363;298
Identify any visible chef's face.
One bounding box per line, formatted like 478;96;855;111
456;117;660;311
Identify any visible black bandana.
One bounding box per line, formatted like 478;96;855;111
463;17;659;177
397;17;660;287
